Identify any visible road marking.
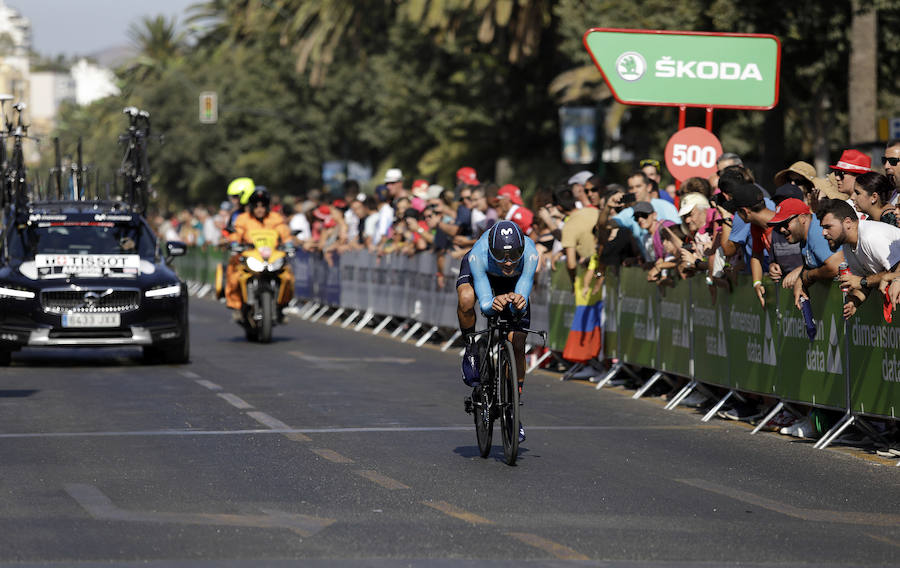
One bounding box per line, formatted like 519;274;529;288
867;533;900;549
505;532;590;561
422;501;493;525
355;470;409;490
289;350;415;365
217;393;254;410
245;411;311;442
195;379;222;391
0;424;718;439
179;370;201;379
65;483;334;537
677;478;900;526
311;448;354;463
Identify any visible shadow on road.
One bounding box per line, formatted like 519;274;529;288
453;444;531;463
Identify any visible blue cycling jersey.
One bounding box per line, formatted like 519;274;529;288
466;230;539;316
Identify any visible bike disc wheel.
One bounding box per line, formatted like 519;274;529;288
498;340;520;465
473;386;492;458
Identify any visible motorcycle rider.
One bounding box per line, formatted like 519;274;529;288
225;177;255;235
225;186;294;312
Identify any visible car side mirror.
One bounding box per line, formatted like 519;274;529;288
165;241;187;261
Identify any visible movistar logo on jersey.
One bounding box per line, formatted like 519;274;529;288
500;227;513;236
616;51;763;82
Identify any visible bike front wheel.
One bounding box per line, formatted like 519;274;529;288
498;340;520;465
473;385;492;458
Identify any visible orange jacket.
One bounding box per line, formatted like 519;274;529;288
229;211;292;245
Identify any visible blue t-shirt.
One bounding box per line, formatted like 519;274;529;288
467;231;539;316
613;198;681;260
801;214;834;268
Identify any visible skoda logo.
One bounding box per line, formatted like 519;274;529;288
616;51;646;82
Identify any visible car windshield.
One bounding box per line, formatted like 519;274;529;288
7;220;157;260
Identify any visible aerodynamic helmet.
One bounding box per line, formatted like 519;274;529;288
487;220;525;264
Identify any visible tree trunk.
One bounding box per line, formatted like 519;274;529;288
849;3;877;145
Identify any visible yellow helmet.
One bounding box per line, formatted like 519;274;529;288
227;177;254;203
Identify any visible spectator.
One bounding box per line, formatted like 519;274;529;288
729;183;778;307
385;168;408;201
374;184;394;245
829;149;872;217
680;176;712;200
560;184;599;282
608;171;680;262
773;161;816;195
288;200;313;243
456;166;480;191
470;185;498;238
709;152;742;188
850;172;899;227
641;159;675;204
817;198;900;318
497;184;533;235
883;139;900;200
767;198;844;308
634;201;676;281
567;171;593;208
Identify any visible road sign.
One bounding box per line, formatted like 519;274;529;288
664;127;723;182
199;92;217;124
890;117;900;140
583;28;781;110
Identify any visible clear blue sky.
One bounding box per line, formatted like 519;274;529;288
10;0;198;57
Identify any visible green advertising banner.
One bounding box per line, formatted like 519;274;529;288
690;278;730;388
617;267;658;368
727;275;779;395
603;269;619;360
848;294;900;418
583;28;781;109
547;262;576;352
657;278;692;377
775;281;846;408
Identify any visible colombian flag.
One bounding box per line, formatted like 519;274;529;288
563;257;603;363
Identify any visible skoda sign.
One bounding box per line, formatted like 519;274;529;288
584;28;781;110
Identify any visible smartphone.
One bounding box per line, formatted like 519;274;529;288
621;193;637;205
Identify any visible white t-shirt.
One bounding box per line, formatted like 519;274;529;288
344;209;360;240
375;204;394;244
843;220;900;276
363;213;379;242
289;213;311;241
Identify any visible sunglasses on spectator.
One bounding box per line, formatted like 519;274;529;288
634;213;651;220
460;194;472;201
585;186;601;193
640;159;660;169
883;156;900;166
834;171;849;180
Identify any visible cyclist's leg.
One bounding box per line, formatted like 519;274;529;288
510;330;526;389
455;255;476;335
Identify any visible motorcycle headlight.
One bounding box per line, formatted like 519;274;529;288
145;284;182;298
245;257;267;272
268;257;285;271
0;285;35;299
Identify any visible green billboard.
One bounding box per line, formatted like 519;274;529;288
657;278;692;377
583;28;781;109
617;267;658;368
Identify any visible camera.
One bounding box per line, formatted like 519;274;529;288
621;193;637;205
710;192;736;214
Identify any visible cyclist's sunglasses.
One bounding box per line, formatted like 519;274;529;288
493;249;523;263
640;159;661;170
882;156;900;166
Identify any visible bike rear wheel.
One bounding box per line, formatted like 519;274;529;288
498;340;520;465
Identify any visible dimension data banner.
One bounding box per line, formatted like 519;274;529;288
583;28;781;109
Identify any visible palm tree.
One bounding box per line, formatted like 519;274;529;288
125;15;185;82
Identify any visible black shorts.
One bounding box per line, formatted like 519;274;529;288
457;255;531;327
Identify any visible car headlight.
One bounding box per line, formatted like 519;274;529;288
145;284;182;298
268;257;285;271
245;256;267;272
0;285;35;299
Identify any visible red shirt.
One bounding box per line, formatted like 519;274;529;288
751;223;773;255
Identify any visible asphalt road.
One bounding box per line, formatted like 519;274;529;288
0;296;898;567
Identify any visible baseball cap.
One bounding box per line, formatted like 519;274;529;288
384;168;403;183
632;201;654;216
456;166;479;186
773;183;804;204
768;198;811;225
730;183;764;209
498;184;524;205
677;193;710;217
411;179;429;198
567;171;593;186
426;184;444;200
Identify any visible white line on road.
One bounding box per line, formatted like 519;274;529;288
246;411;293;430
178;370;201;379
217;393;254;410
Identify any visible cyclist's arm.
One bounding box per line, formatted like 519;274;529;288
512;239;539;309
469;248;498;316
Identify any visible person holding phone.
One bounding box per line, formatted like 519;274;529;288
606;171;681;262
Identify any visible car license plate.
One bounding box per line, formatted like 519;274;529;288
62;313;121;328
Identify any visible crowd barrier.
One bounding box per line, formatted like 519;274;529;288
174;247;573;351
604;267;899;446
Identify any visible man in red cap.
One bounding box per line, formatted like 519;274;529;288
767;198;844;308
830;149;872;199
496;184;533;235
456;166;480;188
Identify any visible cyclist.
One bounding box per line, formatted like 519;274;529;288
225;186;294;312
456;220;538;442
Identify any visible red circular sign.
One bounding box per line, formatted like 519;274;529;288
664;127;723;182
